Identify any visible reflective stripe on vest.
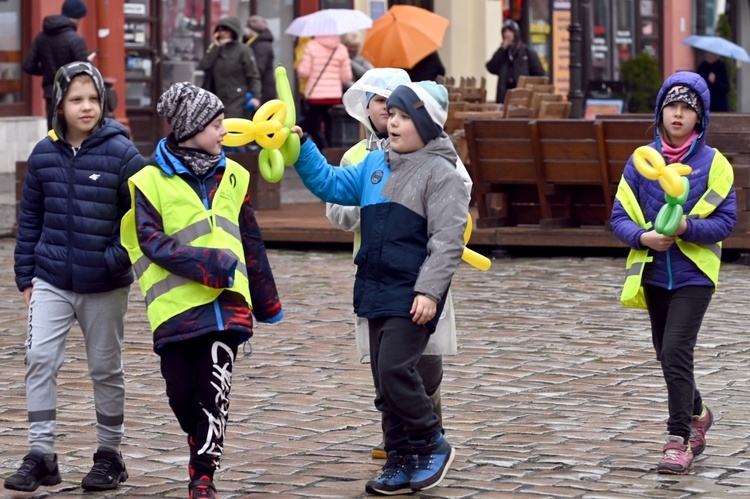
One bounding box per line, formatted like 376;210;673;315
120;159;251;331
674;150;733;286
616;151;733;308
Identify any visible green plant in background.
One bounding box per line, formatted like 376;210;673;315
715;13;737;111
620;53;662;113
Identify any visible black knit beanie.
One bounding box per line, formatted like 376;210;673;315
62;0;88;19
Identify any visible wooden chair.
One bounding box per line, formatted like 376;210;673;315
517;75;548;88
530;93;563;118
454;76;486;103
525;84;556;94
465;102;502;113
503;88;533;118
436;75;455;87
538;101;571;119
443;101;467;135
505;106;532;118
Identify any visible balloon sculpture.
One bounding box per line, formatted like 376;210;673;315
223;66;491;271
223;65;300;183
463;214;492;271
632;145;692;236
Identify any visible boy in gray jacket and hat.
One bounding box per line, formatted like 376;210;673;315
292;80;469;495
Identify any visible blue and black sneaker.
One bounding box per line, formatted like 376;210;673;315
365;451;416;495
410;434;455;491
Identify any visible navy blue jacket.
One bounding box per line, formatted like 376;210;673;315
15;119;145;293
295;135;469;333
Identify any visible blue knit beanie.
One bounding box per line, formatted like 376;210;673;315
62;0;88;19
387;81;449;144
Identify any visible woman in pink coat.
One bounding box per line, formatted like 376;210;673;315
297;35;352;149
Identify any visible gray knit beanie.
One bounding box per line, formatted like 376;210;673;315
157;82;225;143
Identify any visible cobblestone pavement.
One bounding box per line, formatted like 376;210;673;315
0;239;749;498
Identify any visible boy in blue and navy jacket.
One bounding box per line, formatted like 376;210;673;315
292;80;470;495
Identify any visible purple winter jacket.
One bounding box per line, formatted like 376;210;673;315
610;71;737;290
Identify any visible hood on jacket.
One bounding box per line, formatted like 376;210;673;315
51;61;106;141
312;35;343;50
216;16;242;40
501;19;521;43
343;68;411;135
654;71;710;147
247;15;268;32
42;15;79;36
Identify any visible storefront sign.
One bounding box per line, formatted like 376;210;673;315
552;1;570;97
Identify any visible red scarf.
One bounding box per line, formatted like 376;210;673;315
661;130;699;164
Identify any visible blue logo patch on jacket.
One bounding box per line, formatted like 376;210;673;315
371;170;384;184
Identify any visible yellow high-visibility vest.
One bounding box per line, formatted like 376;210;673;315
617;151;733;308
121;159;251;330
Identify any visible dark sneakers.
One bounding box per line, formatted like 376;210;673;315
410;434;455;491
4;453;62;492
189;475;217;499
81;450;128;491
365;451;416;495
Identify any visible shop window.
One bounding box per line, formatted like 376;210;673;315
0;0;27;116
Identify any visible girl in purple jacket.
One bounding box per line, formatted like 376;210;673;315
611;71;736;474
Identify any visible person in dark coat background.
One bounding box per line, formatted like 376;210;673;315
697;51;730;112
22;0;93;130
485;19;546;103
244;15;277;105
405;51;445;82
199;16;261;119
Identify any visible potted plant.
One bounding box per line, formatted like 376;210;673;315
620;53;662;113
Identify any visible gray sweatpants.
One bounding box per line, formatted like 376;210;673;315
24;277;129;455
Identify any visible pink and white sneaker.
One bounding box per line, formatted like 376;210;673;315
657;435;693;474
690;404;714;456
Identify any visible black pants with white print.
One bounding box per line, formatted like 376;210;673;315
160;331;239;481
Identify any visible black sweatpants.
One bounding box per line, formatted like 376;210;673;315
160;332;239;480
368;317;442;453
643;284;713;442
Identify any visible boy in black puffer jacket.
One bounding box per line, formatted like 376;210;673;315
22;0;94;130
8;61;144;494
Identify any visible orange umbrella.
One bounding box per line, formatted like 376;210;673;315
360;5;450;70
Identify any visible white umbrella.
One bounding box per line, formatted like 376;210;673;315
683;35;750;63
285;9;373;37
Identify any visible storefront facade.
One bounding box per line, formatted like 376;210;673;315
2;0;746;158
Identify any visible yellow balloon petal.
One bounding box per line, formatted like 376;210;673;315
462;247;491;271
633;146;664;180
658;167;684;198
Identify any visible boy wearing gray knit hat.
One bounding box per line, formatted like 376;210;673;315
122;81;284;499
291;79;468;495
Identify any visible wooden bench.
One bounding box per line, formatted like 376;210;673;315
464;115;750;248
463;119;540;227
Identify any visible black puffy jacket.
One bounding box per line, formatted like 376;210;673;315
15;120;145;294
22;15;89;98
